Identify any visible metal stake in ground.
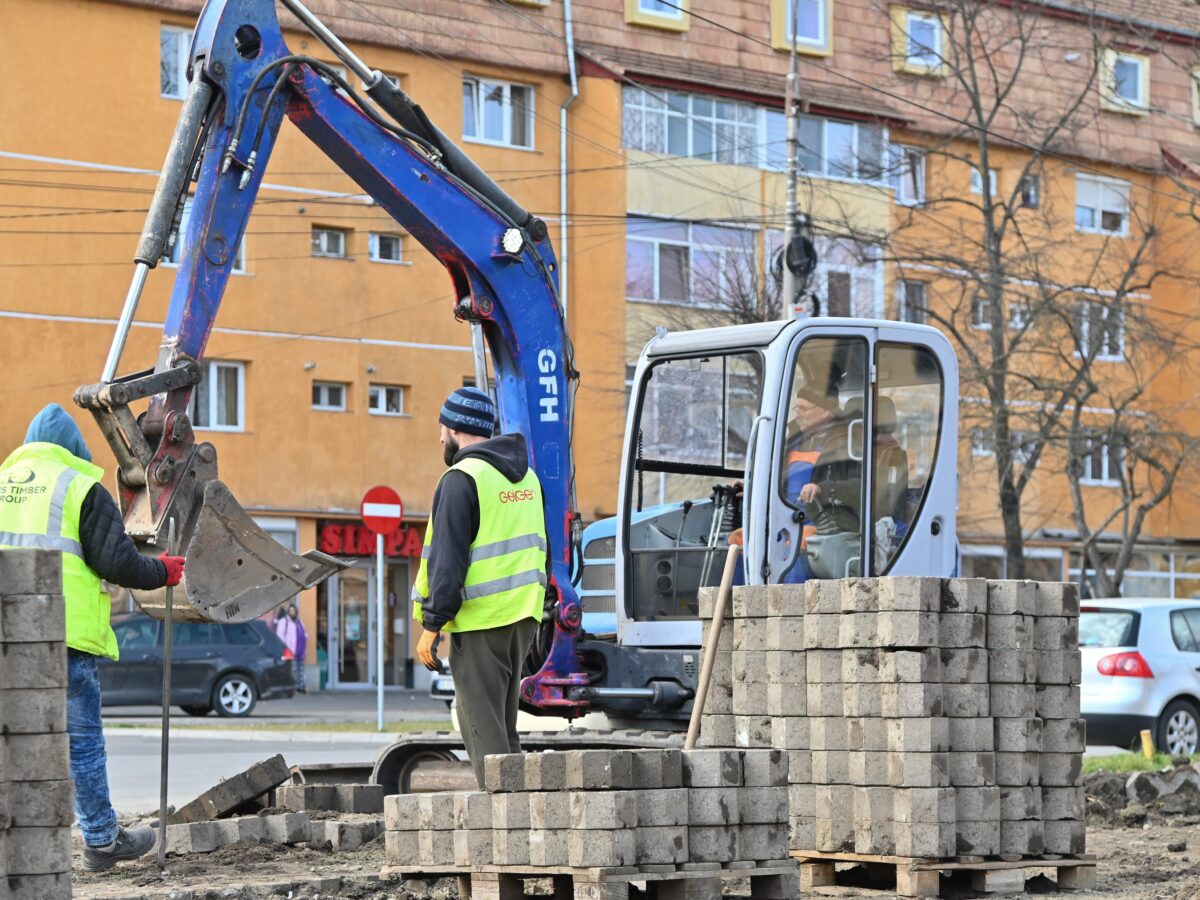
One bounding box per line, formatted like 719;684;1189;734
158;516;177;871
684;537;742;751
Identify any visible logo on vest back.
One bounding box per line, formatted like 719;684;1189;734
499;489;535;503
1;467;36;485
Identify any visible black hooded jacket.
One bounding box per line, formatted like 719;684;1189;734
420;433;547;632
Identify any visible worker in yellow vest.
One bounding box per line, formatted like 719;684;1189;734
0;404;185;872
413;387;548;787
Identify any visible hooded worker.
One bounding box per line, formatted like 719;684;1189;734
0;404;185;872
412;387;548;787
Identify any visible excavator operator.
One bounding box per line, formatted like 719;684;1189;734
412;387;549;787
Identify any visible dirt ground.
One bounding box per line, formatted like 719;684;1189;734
68;785;1200;899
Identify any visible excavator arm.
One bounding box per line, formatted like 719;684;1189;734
73;0;588;711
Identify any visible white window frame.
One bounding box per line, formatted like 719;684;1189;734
1019;174;1040;209
970;166;998;195
1102;49;1149;113
1191;66;1200;127
312;381;347;412
160;25;191;100
970;295;990;330
970;428;994;457
1008;300;1031;331
163;197;246;273
368;232;406;264
1077;299;1125;361
783;0;828;49
462;76;535;150
1078;433;1124;486
312;226;349;259
626;217;757;309
638;0;683;19
189;360;245;432
368;383;406;417
889;145;925;205
903;10;944;73
1074;174;1130;236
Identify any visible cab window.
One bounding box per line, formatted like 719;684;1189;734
114;619;159;650
871;342;944;573
777;337;867;582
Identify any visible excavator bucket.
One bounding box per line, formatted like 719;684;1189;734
130;480;347;624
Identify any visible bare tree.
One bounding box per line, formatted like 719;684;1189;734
813;0;1200;582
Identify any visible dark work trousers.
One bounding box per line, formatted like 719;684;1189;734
449;616;539;788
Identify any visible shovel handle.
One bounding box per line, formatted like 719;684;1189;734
684;541;742;751
158;517;176;871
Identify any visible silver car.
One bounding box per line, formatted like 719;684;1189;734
1080;599;1200;755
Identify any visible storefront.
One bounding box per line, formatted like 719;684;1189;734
314;518;426;689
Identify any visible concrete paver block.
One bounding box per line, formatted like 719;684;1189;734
881;682;943;718
731;650;767;683
948;716;995;752
948;751;996;787
698;714;735;748
0;593;65;642
887;752;950;788
767;583;809;617
454;790;493;830
994;752;1041;787
887;717;950;753
1041;786;1085;820
986;615;1032;651
491;792;531;830
994;717;1043;752
955;786;1000;822
632;749;682;788
815;817;854;853
853;820;896;856
564;750;633;789
843;683;882;717
740;823;788;861
811;750;850;784
787;750;812;784
634;788;689;826
894;822;956;858
892;787;955;825
6;733;69;782
731;585;771;618
279;783;336;813
809;716;851;751
528;828;568;866
417;828;456;867
999;819;1044;856
1037;651;1082;685
766;650;807;684
788;815;815;851
806;650;842;683
1040;752;1084;786
567;828;635;867
417;791;459;830
738;786;788;824
939;648;988;684
682;749;741;787
569;790;637;829
803;580;840;614
170;754;290;824
1034;616;1078;651
336;783;383;814
765;616;805;651
839;578;878;612
802;615;840;649
1034;581;1080;617
263;811;311;844
686;787;739;826
634;825;688;864
0;688;65;734
999;786;1042;821
741;748;787;786
734;714;773;748
6;826;70;875
8;872;71;900
878;577;941;611
732;617;768;650
384;793;421;831
877;649;939;683
986;580;1037;616
987;649;1037;684
956;819;1000;856
453;830;492;868
990;683;1036;718
939;613;986;648
1042;819;1086;854
688;825;739;862
0;549;62;595
941;579;987;614
7;779;72;828
942;683;989;717
1035;684;1081;720
166;821;220;855
731;682;768;716
483;753;527;792
385;830;419;866
877;611;939;647
529;791;570;830
0;642;67;690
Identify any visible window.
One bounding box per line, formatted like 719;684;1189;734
892;8;946;76
626;217;756;307
1008;301;1031;330
1191;67;1200;126
780;111;884;180
1077;433;1124;485
898;280;926;324
1019;175;1040;209
115;619;159;650
1170;611;1199;652
160;25;191;99
970;428;1034;464
254;516;297;552
970;167;998;195
312;382;346;411
1074;175;1129;235
889;145;925;205
369;232;403;263
970;295;990;329
462;77;534;149
626;0;690;31
1077;300;1124;360
190;361;244;431
222;623;263;646
312;226;348;258
163;197;245;272
369;384;405;416
624;87;761;167
770;0;829;53
970;428;994;457
1101;49;1148;113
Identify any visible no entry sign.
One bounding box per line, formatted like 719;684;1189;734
360;485;403;535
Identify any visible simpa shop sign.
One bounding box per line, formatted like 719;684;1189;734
318;521;424;557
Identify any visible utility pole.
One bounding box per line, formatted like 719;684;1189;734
781;0;801;318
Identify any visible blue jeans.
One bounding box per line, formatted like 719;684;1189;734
67;650;119;847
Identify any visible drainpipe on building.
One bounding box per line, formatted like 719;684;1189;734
559;0;579;316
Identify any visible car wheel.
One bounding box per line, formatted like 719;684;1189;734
213;674;258;718
180;704;212;717
1157;699;1200;756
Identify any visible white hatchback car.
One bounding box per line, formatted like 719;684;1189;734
1080;599;1200;755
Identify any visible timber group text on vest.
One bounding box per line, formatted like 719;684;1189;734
0;443;120;659
413;457;548;633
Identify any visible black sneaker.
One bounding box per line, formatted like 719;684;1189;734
82;826;155;872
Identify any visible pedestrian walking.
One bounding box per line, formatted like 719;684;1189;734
0;404;185;872
412;387;548;787
288;604;308;692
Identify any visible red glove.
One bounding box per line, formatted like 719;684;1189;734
159;552;185;587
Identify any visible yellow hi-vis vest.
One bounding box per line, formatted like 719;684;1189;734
412;456;547;633
0;443;119;660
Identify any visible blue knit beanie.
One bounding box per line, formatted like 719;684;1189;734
439;387;496;438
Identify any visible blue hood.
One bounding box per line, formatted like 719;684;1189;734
25;404;93;463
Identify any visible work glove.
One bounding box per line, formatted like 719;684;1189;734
158;552;185;587
417;628;444;673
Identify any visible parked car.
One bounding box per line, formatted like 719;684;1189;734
99;613;296;717
1080;599;1200;755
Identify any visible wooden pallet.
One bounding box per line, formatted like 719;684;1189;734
381;862;799;899
792;850;1098;897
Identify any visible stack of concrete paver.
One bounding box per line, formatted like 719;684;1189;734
700;577;1085;860
0;550;73;899
382;748;789;870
